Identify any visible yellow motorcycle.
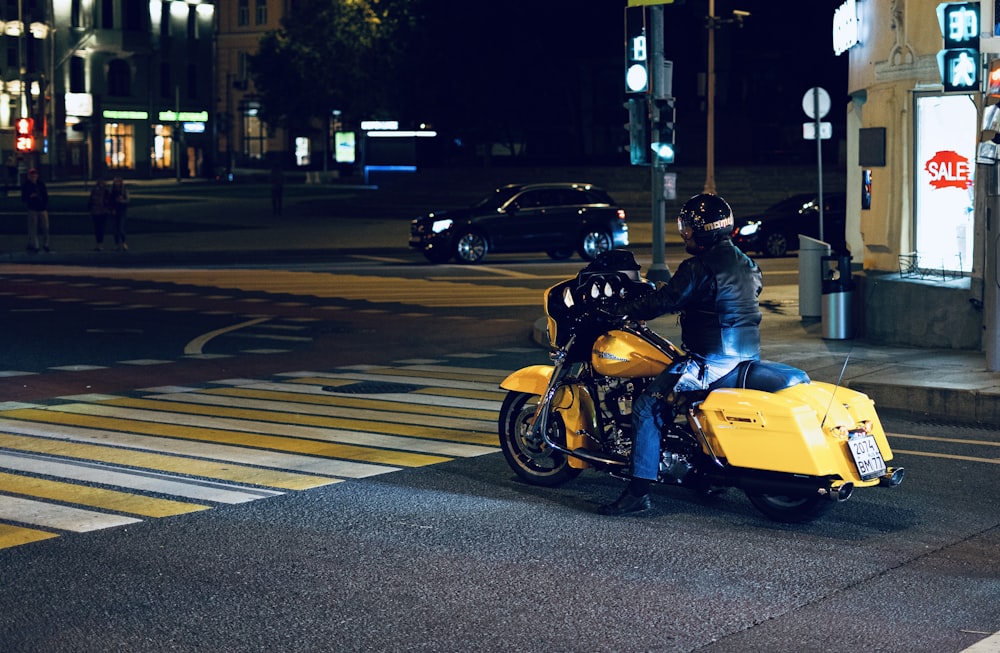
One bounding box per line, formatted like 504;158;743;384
498;252;904;523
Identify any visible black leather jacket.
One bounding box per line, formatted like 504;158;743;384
618;238;762;360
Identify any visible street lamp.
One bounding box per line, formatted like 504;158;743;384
704;2;749;194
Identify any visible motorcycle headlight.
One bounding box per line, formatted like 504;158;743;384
431;218;453;233
737;221;761;237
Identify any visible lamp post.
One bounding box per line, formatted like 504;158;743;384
703;3;749;195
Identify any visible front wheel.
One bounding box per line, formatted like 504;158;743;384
762;232;790;257
745;491;835;523
499;391;581;487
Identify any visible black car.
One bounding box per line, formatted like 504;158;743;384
732;192;847;257
409;183;630;264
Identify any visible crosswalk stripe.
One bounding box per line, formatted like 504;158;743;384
0;471;208;518
4;407;455;467
0;357;515;551
0;451;286;504
0;495;143;533
0;431;337;490
0;523;58;548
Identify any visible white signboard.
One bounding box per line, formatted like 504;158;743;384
914;94;976;274
803;122;833;140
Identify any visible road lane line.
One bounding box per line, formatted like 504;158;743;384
185;316;271;355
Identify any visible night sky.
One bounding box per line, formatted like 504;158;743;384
404;0;847;165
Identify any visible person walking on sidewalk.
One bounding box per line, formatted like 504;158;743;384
110;175;130;250
20;168;50;253
87;179;112;251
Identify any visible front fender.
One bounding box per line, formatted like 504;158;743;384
500;365;554;396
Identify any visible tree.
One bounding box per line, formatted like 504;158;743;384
249;0;418;133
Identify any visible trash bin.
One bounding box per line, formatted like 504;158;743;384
821;254;855;339
798;235;831;318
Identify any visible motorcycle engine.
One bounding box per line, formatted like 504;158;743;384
596;378;639;459
659;425;698;484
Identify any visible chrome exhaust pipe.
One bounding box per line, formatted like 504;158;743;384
879;467;905;487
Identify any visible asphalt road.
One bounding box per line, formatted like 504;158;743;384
0;182;995;653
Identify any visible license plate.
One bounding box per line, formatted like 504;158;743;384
847;434;887;481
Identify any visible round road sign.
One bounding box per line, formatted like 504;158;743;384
802;87;831;119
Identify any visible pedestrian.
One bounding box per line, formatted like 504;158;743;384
599;193;763;516
270;164;284;216
110;175;130;251
87;179;112;251
20;168;50;253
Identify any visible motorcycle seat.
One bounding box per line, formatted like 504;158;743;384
709;359;810;393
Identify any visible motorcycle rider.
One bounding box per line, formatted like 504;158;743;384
600;193;763;515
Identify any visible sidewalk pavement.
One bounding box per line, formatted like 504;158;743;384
1;178;998;427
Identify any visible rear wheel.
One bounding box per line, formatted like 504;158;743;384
745;491;835;523
763;232;790;257
455;231;488;264
499;391;581;487
579;230;613;261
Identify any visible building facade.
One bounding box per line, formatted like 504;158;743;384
838;0;993;351
214;0;290;175
2;0;216;182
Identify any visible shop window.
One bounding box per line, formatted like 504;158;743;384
243;112;266;159
104;122;134;170
151;124;175;171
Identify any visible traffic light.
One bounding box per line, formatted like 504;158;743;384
625;6;648;94
15;117;34;153
651;98;675;164
937;2;981;92
624;97;649;166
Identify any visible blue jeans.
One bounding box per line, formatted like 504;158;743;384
630;355;743;480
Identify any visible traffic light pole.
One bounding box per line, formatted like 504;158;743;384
646;4;671;283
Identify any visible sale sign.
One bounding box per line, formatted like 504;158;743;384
924;150;973;189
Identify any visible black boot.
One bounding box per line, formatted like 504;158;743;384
598;479;652;516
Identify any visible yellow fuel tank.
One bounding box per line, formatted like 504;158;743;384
592;330;674;378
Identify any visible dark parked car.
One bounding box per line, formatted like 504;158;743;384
409;182;629;264
732;192;847;257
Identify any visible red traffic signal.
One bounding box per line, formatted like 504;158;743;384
15;117;34;152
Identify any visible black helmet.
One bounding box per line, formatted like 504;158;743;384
677;193;735;247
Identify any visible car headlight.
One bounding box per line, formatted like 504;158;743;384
737;221;760;237
431;218;453;233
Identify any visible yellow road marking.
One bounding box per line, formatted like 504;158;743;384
185;316;271;355
0;523;58;549
203;387;497;420
0;471;208;518
889;432;1000;447
3;408;454;466
894;449;999;465
0;432;338;490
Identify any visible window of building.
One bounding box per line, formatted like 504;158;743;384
256;0;267;25
104;122;134;170
160;0;170;37
108;60;131;97
123;1;143;30
151;124;176;171
243;110;266;159
187;64;197;99
238;0;249;26
71;0;82;28
70;56;85;93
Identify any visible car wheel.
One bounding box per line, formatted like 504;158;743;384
455;231;488;264
763;232;789;257
578;230;612;261
546;247;574;260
